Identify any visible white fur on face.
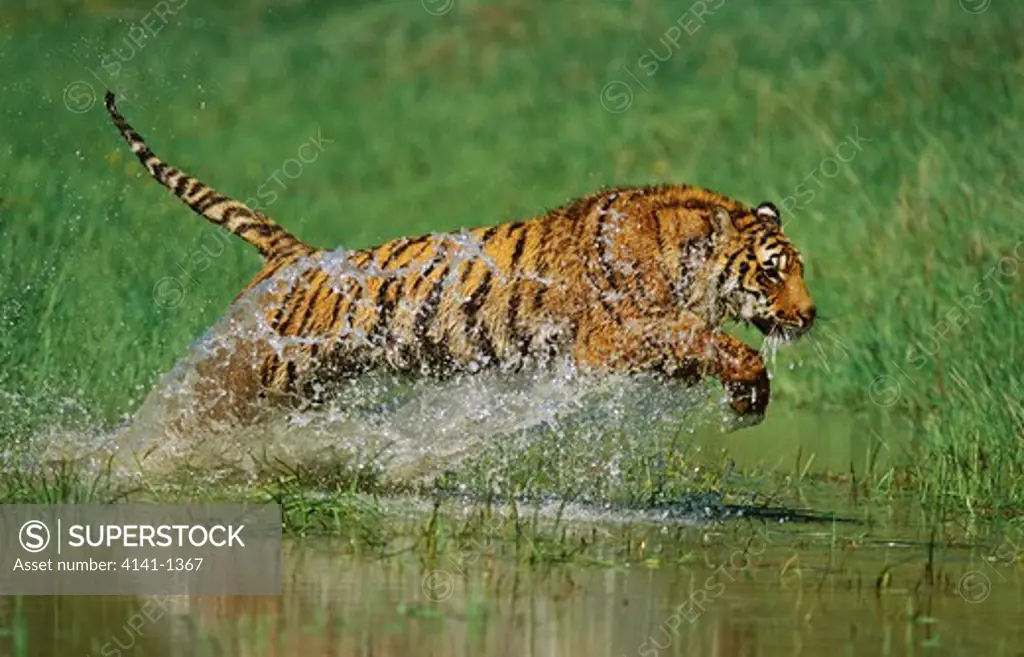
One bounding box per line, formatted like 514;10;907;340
756;203;780;223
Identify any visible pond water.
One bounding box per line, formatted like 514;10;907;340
4;510;1021;657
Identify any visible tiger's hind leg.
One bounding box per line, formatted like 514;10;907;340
573;315;770;423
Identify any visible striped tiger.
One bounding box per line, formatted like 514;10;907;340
105;91;815;434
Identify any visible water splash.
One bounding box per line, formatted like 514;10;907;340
0;386;123;501
105;338;743;491
0;336;755;500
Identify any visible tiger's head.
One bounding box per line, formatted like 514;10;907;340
708;202;816;342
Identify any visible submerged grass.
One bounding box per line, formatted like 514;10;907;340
0;0;1023;553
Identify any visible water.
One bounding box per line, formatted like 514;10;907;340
94;330;744;492
4;526;1022;656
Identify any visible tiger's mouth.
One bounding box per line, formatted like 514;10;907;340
751;316;809;343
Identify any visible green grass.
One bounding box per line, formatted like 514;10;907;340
1;0;1023;533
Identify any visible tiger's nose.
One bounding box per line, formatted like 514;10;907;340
799;305;817;327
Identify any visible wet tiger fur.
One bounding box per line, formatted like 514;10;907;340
105;91;815;436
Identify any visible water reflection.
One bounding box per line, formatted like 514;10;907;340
5;534;1022;656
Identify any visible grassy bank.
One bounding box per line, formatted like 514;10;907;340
1;0;1022;528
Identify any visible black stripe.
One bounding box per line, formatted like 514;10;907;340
343;272;368;326
396;239;433;279
200;197;227;214
508;223;529;274
722;250;742;275
191;188;218;211
594;288;621;326
164;167;182;187
260;353;279;389
591;195;623;324
381;237;424;270
715;250;743;291
505;287;527;359
463;270;492;318
479;225;501;245
417;253;443;284
533;219;555;278
275;269;319;332
414;266;454;375
654;207;669;261
220;205;250;224
563;195;595;224
531;284;547;314
458;258;477;284
266;294;288;332
579;265;623;329
595;207;618;291
173;175;191;197
681;198;713;212
415;266;449;341
179;177;197;199
367;279;398;346
284;360;298;390
462;270;498;364
235;222;274;238
327;283;351;333
571;196;598;244
408;237;433;260
390;259;437;369
504;221;525;235
264;230;288;250
294;275;330;335
402;247;445;321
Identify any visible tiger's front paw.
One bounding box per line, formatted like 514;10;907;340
723;368;770;425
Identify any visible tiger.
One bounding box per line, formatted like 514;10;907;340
104;91;815;441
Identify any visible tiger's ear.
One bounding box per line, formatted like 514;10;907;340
711;206;738;239
756;201;781;226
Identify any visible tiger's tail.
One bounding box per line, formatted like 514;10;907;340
104;91;315;262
